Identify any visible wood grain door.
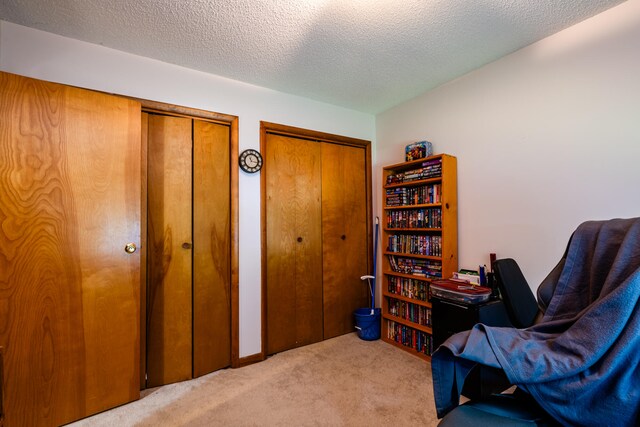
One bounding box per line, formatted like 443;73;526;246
265;134;323;355
321;143;370;338
146;114;193;387
0;72;141;426
146;115;231;385
193;120;231;377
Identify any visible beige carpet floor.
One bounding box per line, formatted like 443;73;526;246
70;333;440;426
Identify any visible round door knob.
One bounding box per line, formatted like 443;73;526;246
297;237;303;243
124;243;137;254
182;242;193;249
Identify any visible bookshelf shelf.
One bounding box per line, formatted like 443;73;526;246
382;290;432;308
383;328;432;362
383;270;420;280
384;157;443;170
383;227;441;232
383;203;441;210
381;154;457;361
384;177;441;189
383;251;441;261
382;314;433;334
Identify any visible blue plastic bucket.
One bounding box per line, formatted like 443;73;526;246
354;307;381;341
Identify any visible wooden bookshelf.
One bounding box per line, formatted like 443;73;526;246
381;154;458;361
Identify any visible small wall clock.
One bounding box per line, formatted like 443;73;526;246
239;149;263;173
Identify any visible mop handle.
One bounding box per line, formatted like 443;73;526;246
372;216;379;310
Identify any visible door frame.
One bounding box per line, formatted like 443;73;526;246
259;121;373;358
135;99;240;375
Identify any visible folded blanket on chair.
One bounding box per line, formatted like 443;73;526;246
432;217;640;426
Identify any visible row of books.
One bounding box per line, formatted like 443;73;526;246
386;208;442;229
388;255;442;278
386;320;433;355
387;276;431;302
388;297;432;326
386;159;442;185
385;183;442;206
387;234;442;257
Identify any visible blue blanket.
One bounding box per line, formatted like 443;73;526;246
432;217;640;426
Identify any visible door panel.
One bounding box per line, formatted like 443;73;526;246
140;112;149;388
146;114;193;387
0;72;141;426
266;134;323;354
321;143;369;338
193;120;231;377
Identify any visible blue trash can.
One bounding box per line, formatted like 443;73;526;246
354;307;381;341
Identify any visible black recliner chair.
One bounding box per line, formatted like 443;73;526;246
436;257;562;426
433;218;640;426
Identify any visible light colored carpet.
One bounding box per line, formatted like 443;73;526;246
70;333;440;426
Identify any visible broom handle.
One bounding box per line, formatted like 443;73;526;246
372;217;379;309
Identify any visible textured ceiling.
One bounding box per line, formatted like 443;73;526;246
0;0;627;113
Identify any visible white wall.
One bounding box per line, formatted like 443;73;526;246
376;0;640;292
0;21;375;358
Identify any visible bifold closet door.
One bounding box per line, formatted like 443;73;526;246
321;143;369;339
146;115;231;386
0;72;141;426
193;120;231;377
146;114;193;387
266;134;323;355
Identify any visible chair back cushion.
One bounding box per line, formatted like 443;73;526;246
494;258;538;328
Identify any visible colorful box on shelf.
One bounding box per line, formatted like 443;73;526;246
405;140;433;161
430;279;491;304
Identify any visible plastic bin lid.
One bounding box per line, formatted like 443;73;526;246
431;279;491;295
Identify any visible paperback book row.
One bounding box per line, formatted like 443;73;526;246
388;255;442;278
386;320;433;356
387;234;443;257
388;297;432;326
385;183;442;207
387;276;431;302
386;208;442;229
386;158;442;185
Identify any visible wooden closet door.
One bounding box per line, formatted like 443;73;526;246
322;143;369;339
193;120;231;377
266;134;323;355
0;72;141;426
146;114;193;387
